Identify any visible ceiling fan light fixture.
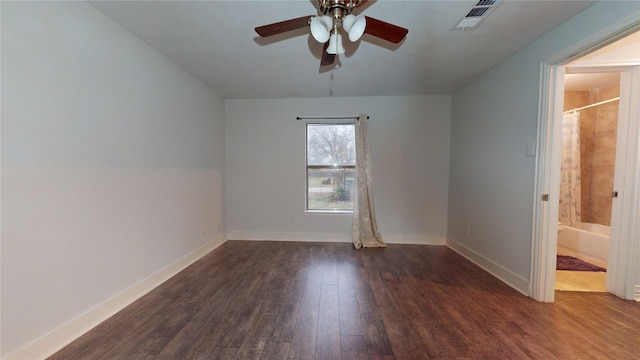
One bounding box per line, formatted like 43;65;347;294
327;33;345;54
342;14;366;42
310;15;333;43
255;0;408;66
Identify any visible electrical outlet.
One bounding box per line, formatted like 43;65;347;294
464;224;470;235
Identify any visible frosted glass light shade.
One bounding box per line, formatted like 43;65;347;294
342;14;366;42
327;33;345;54
310;16;333;43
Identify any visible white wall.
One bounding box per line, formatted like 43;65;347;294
1;2;225;357
447;1;640;293
225;96;451;244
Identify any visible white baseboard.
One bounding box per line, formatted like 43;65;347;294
384;234;446;245
4;235;227;360
227;231;446;245
228;231;350;243
446;237;530;296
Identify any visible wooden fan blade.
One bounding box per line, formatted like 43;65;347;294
363;16;408;44
255;16;312;37
320;42;335;66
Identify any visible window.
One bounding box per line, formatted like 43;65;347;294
306;123;356;212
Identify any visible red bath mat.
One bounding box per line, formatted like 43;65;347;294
557;255;606;272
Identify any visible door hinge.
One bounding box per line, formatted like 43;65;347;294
542;194;550;201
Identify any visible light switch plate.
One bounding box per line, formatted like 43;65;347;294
526;143;535;157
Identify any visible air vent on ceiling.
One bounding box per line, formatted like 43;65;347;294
455;0;502;30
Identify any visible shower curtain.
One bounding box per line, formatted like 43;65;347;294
352;114;385;249
559;111;581;227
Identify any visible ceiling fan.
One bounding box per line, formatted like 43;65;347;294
255;0;408;66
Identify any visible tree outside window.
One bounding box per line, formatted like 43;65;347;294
306;123;355;211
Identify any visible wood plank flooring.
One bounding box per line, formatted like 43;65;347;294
555;248;608;293
555;271;607;292
49;241;640;359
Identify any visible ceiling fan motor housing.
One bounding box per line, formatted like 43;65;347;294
317;0;362;28
317;0;363;15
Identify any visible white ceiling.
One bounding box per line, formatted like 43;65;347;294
89;0;597;99
565;72;620;91
564;30;640;91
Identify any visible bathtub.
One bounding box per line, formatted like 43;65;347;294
558;222;609;265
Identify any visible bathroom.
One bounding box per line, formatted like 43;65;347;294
556;71;620;292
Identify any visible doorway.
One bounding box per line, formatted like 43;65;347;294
530;27;640;303
555;71;621;293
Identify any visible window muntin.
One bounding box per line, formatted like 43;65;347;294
306;124;355;212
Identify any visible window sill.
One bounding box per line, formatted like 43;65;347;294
305;210;353;215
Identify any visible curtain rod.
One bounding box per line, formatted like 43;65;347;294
296;116;369;120
566;96;620;113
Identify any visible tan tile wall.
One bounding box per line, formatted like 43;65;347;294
563;83;619;226
589;84;619;225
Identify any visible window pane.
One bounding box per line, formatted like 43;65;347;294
307;124;355;166
307;168;355;210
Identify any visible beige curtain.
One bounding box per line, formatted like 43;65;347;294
352;114;385;249
559;111;581;227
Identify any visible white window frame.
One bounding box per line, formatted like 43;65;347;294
305;122;356;213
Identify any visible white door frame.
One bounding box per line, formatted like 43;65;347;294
530;63;565;302
531;19;640;302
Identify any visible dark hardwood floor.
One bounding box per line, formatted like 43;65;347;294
50;241;640;359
